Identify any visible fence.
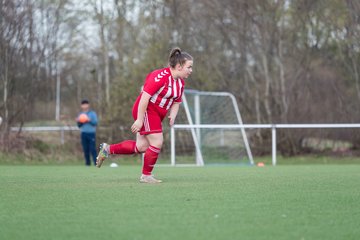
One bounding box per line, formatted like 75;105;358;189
171;124;360;166
11;124;360;165
11;126;79;144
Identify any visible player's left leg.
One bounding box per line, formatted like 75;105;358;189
140;133;163;183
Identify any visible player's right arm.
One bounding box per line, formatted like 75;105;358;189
131;92;151;133
131;69;166;133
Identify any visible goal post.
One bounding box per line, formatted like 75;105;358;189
170;90;254;166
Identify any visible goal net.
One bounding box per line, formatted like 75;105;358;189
163;90;253;166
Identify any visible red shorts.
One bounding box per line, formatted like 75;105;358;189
132;95;168;135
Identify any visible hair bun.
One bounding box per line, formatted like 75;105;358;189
173;48;181;56
168;47;192;68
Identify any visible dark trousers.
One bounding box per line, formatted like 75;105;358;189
81;132;97;166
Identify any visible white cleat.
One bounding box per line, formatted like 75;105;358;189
139;174;162;184
96;143;109;168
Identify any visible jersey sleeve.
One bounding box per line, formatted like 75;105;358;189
174;79;185;103
142;70;166;96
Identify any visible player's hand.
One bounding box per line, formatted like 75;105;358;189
131;119;143;133
168;115;176;126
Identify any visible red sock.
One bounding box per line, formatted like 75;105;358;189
142;145;161;175
109;140;139;155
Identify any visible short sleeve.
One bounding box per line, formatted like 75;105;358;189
143;70;166;96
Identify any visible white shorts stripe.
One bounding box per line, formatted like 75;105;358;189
144;112;150;132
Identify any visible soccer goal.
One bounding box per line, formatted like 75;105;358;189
170;89;254;166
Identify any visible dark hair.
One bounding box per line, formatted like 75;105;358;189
168;47;193;68
81;99;89;104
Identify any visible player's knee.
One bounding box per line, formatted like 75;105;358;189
150;139;163;149
145;133;163;149
136;142;149;153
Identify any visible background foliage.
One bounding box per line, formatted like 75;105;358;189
1;0;360;156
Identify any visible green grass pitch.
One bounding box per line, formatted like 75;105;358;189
1;165;360;240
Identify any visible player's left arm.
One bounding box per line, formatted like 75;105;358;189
168;102;181;126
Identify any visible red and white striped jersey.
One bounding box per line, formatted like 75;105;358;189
142;67;185;111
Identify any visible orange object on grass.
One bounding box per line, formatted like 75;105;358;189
257;162;265;167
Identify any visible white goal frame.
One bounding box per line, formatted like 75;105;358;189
170;90;254;166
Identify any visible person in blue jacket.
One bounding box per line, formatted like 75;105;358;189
77;99;98;166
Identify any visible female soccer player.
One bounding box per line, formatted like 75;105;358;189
96;47;193;183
